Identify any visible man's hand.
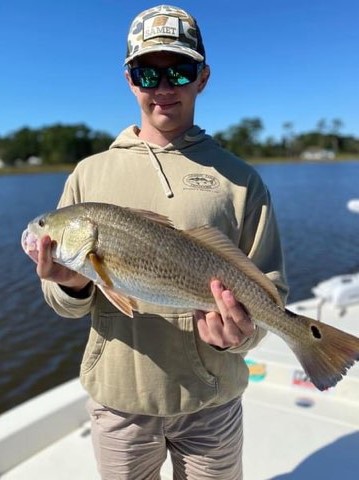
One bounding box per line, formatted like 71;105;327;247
34;235;90;292
194;280;256;349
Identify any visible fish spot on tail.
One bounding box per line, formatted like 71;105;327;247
310;324;322;339
293;315;359;390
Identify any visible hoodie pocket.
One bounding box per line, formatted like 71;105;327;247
81;311;219;414
181;314;217;388
81;315;109;373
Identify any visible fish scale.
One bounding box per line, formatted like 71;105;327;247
21;201;359;391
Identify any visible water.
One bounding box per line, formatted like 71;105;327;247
0;162;358;414
256;161;359;301
0;173;90;413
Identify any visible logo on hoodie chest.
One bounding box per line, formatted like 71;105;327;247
183;174;220;192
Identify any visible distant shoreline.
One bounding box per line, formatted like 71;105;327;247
0;156;358;176
0;164;74;176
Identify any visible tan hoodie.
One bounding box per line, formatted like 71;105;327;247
42;125;288;416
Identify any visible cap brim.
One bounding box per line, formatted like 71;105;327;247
124;44;204;65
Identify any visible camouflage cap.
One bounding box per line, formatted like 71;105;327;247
124;5;206;65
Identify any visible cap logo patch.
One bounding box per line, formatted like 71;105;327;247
143;15;179;40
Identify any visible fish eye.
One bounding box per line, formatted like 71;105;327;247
38;218;45;227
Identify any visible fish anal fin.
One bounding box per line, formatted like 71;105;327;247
88;252;113;288
185;226;284;308
98;285;138;318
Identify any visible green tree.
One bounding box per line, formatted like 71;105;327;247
260;136;283;158
316;118;328;148
2;127;40;164
282;122;295;157
90;131;115;154
330;118;344;153
214;118;264;158
40;124;92;164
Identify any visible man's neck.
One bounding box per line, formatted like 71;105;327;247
137;123;193;147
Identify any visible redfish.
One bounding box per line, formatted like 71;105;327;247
21;202;359;391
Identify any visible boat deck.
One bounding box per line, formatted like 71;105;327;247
1;298;359;479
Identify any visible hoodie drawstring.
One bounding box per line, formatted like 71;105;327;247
144;142;174;198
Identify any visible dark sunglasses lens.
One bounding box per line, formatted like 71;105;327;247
130;63;203;88
131;67;160;88
167;64;198;86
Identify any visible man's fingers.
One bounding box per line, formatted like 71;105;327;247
195;310;226;346
210;279;256;338
194;310;211;343
210;280;226;315
196;280;257;348
36;236;55;277
221;289;256;336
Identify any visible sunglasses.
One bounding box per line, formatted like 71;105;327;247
129;63;204;89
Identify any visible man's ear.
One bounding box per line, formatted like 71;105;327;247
198;65;210;93
125;69;136;94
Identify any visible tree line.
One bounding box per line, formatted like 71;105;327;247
213;118;359;159
1;118;358;166
0;124;114;166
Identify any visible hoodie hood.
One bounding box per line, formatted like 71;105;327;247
109;125;208;152
109;125;209;198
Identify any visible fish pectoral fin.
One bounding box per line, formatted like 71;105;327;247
88;251;138;318
98;285;138;318
88;252;113;288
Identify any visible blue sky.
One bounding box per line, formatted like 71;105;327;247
1;0;358;141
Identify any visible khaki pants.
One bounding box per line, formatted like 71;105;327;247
87;397;243;480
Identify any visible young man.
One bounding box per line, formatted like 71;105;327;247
34;5;287;479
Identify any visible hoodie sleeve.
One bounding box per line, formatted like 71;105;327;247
228;175;289;354
41;171;96;319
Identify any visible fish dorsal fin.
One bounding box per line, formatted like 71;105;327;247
98;285;138;318
185;226;284;308
130;209;174;229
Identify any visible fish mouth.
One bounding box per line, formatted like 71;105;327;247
21;229;39;261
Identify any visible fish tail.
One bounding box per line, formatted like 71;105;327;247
289;312;359;391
